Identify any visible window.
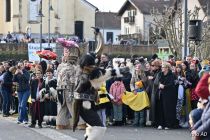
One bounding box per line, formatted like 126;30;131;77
125;27;130;34
136;26;141;33
6;0;11;22
128;11;130;16
106;32;113;44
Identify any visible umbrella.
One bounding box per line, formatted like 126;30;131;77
36;50;57;60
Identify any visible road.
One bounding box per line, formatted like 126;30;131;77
0;116;191;140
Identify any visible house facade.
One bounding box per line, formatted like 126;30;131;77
0;0;98;40
118;0;175;45
95;12;121;44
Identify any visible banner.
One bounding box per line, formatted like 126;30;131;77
28;43;56;62
28;0;40;23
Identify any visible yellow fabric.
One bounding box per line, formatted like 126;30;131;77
181;88;192;115
97;84;110;105
122;91;150;111
99;97;110;104
28;95;32;104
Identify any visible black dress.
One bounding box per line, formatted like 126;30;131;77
155;71;178;128
42;78;57;123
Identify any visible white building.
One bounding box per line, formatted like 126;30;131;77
95;12;121;44
118;0;175;45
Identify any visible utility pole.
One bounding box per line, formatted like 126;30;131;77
48;0;53;49
184;0;188;58
39;0;43;51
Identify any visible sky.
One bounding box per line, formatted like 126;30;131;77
87;0;126;12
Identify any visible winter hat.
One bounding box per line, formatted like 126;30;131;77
79;53;96;69
195;73;210;100
135;81;143;88
176;61;182;67
152;54;158;60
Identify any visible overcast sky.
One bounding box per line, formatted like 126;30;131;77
87;0;126;12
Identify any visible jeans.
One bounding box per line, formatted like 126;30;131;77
113;104;122;121
133;109;145;126
1;88;12;115
97;109;106;127
0;92;3;111
18;90;30;122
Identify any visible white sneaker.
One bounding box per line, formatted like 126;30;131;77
146;121;152;126
23;121;28;124
157;125;163;130
164;127;169;130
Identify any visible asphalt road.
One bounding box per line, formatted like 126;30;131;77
0;116;191;140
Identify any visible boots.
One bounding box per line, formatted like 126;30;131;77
56;124;72;129
84;125;106;140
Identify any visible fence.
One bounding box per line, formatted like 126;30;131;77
0;43;158;61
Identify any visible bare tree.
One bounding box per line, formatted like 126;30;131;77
151;4;208;59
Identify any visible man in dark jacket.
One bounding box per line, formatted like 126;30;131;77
1;66;15;117
13;62;30;124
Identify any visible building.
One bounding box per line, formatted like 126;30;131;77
117;0;175;45
95;12;121;44
0;0;98;41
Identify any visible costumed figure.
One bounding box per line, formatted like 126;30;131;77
73;28;121;140
56;38;85;129
96;84;111;127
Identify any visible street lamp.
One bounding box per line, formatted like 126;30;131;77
48;0;53;48
37;0;44;52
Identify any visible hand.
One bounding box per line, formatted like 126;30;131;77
181;77;186;80
44;94;49;99
31;99;35;102
148;76;153;80
159;84;165;89
15;69;20;75
12;93;16;96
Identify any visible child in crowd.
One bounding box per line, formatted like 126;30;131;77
122;81;150;127
96;84;111;127
28;66;44;128
109;77;125;126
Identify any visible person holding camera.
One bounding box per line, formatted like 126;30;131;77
13;62;30;124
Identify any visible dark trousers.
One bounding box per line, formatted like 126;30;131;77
0;93;3;111
122;104;134;124
80;105;103;127
156;95;166;127
1;88;12;115
11;96;19;113
31;101;44;125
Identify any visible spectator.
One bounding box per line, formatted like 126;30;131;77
150;59;162;126
1;66;16;117
191;73;210;140
43;68;57;127
109;77;125;126
155;62;177;130
130;64;147;127
28;67;44;128
13;62;30;124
